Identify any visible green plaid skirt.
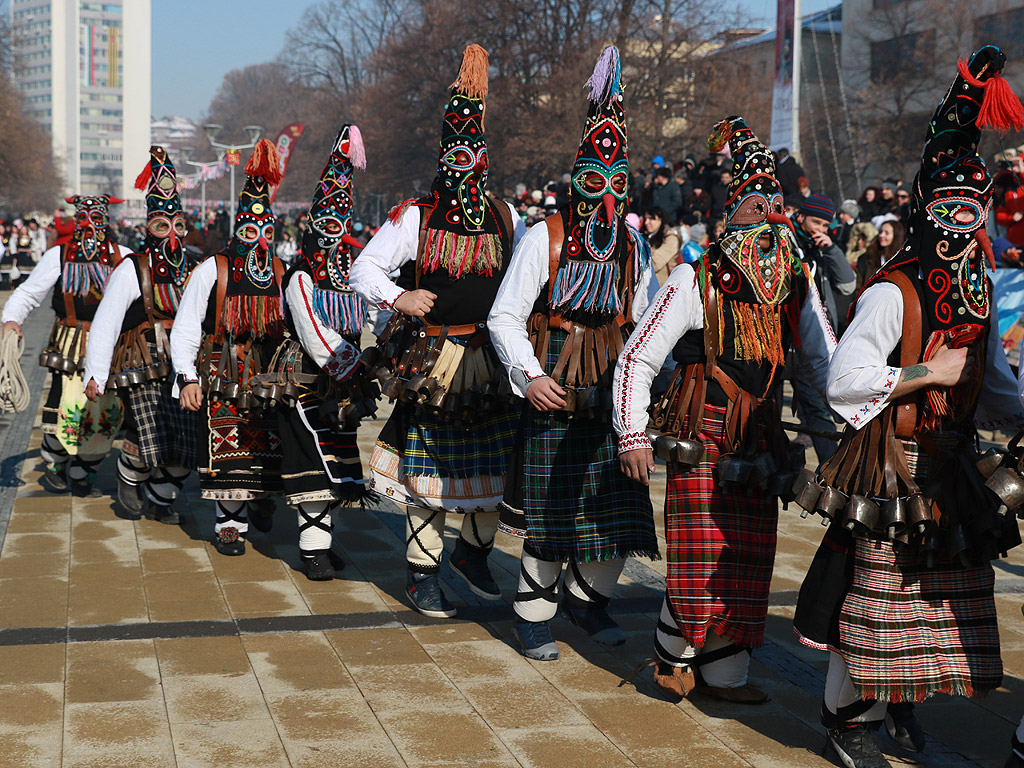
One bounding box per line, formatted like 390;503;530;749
500;406;659;563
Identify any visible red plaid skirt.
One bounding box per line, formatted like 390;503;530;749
665;405;777;648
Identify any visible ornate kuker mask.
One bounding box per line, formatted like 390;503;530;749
304;124;367;289
66;194;122;262
135;145;186;287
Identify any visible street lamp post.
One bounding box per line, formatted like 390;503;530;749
203;124;263;222
179;146;224;232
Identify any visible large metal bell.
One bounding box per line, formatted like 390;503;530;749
985;466;1024;511
748;452;778;489
718;455;753;486
792;469;823;512
905;494;933;534
881;497;906;539
976;447;1006;479
381;376;403;400
844;494;880;535
653;435;679;464
673;437;705;467
814;486;847;520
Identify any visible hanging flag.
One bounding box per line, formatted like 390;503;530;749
769;0;801;155
107;27;119;89
269;122;305;202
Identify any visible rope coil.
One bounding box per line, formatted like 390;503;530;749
0;331;30;414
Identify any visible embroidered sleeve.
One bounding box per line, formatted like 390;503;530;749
618;430;652;454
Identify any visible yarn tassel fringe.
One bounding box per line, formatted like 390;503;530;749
731;302;787;368
585;46;621;106
153;282;184;315
421;228;501;278
957;57;1024;133
550;260;623;316
222;294;285;340
450;44;489;99
312;286;367;336
61;260;114;297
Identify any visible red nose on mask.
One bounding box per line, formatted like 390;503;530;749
341;234;364;250
257;236;268;254
168;230;178;252
602;193;616;224
767;212;796;232
975;228;996;271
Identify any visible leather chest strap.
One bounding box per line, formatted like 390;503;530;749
885;270;922;440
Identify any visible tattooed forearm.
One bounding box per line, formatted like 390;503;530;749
901;365;931;383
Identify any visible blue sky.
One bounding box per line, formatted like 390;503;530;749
151;0;838;119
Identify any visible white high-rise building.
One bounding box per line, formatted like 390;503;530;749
10;0;151;201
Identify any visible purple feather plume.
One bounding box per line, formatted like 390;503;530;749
586;46;622;106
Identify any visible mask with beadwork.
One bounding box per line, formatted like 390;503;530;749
223;139;285;340
701;117;803;370
134;146;188;314
552;45;647;321
414;44;504;279
61;194;124;297
900;45;1023;332
301;124;368;335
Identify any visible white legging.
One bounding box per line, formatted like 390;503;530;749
297;500;340;557
653;595;749;688
405;506;497;571
41;433;104;482
118;452;189;505
513;551;624;622
824;652;886;723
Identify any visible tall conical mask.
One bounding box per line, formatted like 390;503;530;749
303;124;368;335
134;145;187;300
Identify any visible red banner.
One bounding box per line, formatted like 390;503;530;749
269;122;306;203
224;149;242;166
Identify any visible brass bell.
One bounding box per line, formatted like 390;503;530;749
976;447;1006;479
844;494;880;535
814;486;847;520
156;360;172;378
418;378;440;403
381;376;403;401
427;386;447;411
718;455;753;487
127;369;146;385
792;469;823;512
442;392;462;423
360;346;382;370
905;494;933;533
221;382;240;402
985;466;1024;511
881;497;906;539
673;437;705;467
55;356;78;374
561;388;577;412
404;376;428;403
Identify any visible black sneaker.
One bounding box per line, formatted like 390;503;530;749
39;463;68;493
1006;732;1024;768
885;702;925;753
513;618;559;661
117;473;143;514
449;537;501;600
562;592;625;646
302;552;336;581
142;498;181;526
825;724;892;768
213;527;245;556
406;568;456;618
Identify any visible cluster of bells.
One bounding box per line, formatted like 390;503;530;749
106;359;173;394
650;432;807;499
39;348;83;376
788;442;1024;567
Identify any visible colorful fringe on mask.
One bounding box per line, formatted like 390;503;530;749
421;228;502;278
550;259;623;316
312;285;366;336
61;260;114;297
222;294;284;340
154;282;184;316
731;302;787;367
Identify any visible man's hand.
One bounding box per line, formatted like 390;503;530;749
620;447;656;486
525;376;567;411
85;379;99;402
393;289;437;318
1013;211;1023;222
810;231;833;249
2;321;22;339
180;382;203;412
892;341;973;398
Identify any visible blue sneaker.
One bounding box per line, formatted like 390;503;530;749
513;618;559;661
406;569;456;618
562;593;626;646
450;537;501;600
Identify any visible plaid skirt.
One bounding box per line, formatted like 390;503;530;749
664;405;777;648
121;378;199;468
278;387;366;506
500;406;659;563
795;433;1002;701
368;403;517;512
196;399;282;501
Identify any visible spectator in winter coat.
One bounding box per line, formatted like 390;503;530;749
774;148;807;197
996;154;1024;245
649;167;682;225
832;199;860;253
642;206;682;285
708;169;731;221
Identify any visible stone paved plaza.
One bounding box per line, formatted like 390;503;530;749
0;302;1021;768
